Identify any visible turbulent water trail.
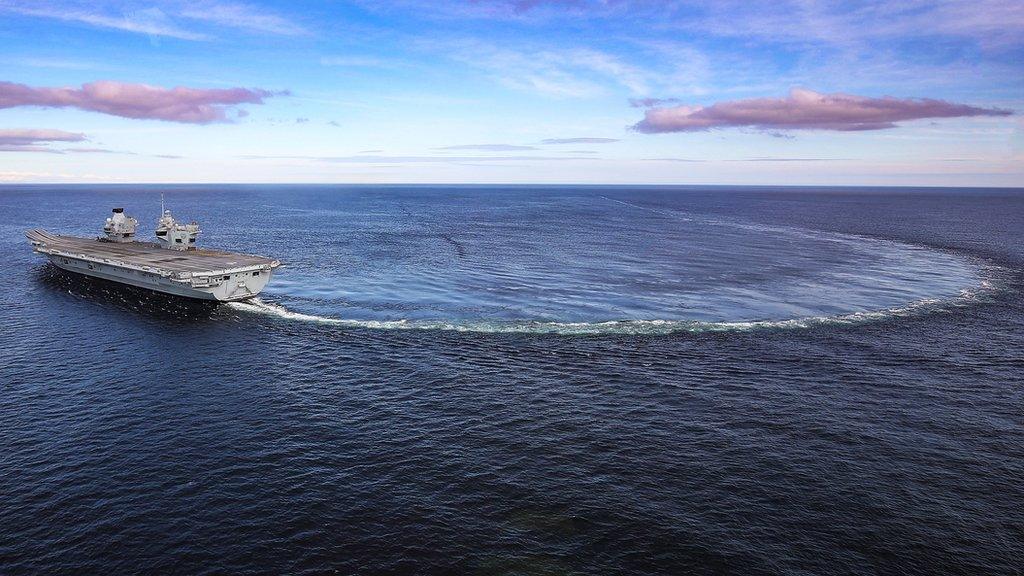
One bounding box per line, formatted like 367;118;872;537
217;188;1000;335
228;279;993;335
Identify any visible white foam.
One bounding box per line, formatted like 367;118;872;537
227;276;996;336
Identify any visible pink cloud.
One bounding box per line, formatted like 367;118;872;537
66;148;134;154
0;80;285;124
633;88;1013;133
0;128;86;146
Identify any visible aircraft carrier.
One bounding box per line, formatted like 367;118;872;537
27;206;280;301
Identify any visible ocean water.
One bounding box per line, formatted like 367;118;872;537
0;185;1021;574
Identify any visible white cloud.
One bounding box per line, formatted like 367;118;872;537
433;39;654;98
7;4;208;40
180;2;308;36
3;1;306;40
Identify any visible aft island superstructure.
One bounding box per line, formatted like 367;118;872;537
27;207;280;301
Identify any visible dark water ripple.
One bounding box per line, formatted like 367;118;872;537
1;186;1023;575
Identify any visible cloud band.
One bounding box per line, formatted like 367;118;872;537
633;88;1012;133
0;80;284;124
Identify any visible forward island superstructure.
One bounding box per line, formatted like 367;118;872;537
27;206;280;301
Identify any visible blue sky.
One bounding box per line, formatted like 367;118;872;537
0;0;1021;185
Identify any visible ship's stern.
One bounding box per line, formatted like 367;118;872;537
179;264;277;301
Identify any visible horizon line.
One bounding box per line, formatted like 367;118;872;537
1;182;1022;190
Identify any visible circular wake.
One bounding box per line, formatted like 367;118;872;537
225;194;995;334
228;279;993;335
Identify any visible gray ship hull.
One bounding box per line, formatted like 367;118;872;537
28;230;279;302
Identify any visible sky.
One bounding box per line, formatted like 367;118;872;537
0;0;1022;186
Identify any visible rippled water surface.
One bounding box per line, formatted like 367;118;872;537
250;188;985;330
1;185;1022;575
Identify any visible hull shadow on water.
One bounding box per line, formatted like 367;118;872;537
33;263;223;322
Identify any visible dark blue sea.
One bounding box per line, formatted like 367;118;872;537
1;185;1021;575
